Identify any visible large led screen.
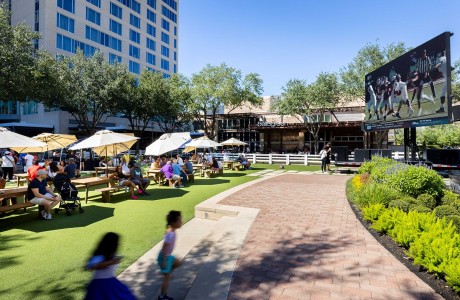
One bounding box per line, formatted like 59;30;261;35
364;32;452;131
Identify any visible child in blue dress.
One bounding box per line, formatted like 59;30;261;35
157;211;183;300
85;232;136;300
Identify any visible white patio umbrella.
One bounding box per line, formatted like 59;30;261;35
220;137;247;146
0;127;47;150
69;130;139;157
145;132;191;156
11;132;77;153
183;136;221;153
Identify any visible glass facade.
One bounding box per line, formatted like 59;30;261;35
85;26;122;52
57;13;75;33
110;2;122;19
161;32;169;44
57;0;75;14
130;14;140;29
86;7;101;25
56;33;98;55
147;23;156;37
86;0;101;8
129;44;140;59
160;58;169;71
146;52;155;65
161;45;169;57
146;37;156;51
129;60;140;74
109;19;122;35
161;5;176;22
129;29;140;44
147;9;156;23
109;53;122;64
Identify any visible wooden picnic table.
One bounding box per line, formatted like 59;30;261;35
223;161;236;170
15;173;29;186
146;169;165;186
72;177;113;203
94;167;116;177
0;186;33;213
193;164;207;177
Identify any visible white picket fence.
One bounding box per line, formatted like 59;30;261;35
211;152;407;166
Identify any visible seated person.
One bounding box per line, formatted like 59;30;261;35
27;169;61;220
48;161;63;179
99;157;107;167
112;166;138;200
211;157;219;171
160;157;167;167
183;157;194;175
160;161;182;188
27;160;42;182
150;157;161;169
217;159;223;170
176;154;184;166
130;162;150;195
236;155;251;170
172;159;186;186
120;156;130;175
58;160;66;171
64;158;80;179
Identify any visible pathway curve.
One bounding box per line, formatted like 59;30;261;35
219;174;443;300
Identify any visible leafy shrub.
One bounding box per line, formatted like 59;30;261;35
352;183;400;208
389;210;437;248
416;193;436;209
388;196;417;213
386;165;445;199
441;190;460;208
446;215;460;232
357;156;398;175
410;205;432;214
444;257;460;292
345;178;356;202
434;205;460;219
371;208;406;234
362;203;386;221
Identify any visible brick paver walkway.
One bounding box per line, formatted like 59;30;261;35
220;174;442;300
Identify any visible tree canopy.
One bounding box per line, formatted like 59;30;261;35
0;4;41;101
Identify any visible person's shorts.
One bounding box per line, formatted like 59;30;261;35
172;175;181;180
119;179;130;186
157;253;175;273
30;193;54;205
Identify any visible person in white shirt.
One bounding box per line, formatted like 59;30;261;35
1;151;15;181
393;74;414;118
176;154;184;166
24;152;35;171
435;51;448;113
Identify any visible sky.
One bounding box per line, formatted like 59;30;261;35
178;0;460;97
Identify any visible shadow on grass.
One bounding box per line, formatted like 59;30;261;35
192;178;230;186
0;205;115;233
108;188;190;203
0;233;42;270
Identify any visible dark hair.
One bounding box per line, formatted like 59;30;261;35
50;162;60;173
166;210;181;227
92;232;119;260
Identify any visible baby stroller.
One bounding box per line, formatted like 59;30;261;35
53;173;84;216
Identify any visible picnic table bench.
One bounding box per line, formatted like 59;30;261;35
94;186;126;203
0;186;34;213
72;177;113;203
15;173;29;186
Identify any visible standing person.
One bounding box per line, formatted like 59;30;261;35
23;152;35;172
175;154;183;166
84;232;136;300
27;169;61;220
435;50;448;113
64;158;80;179
1;151;15;181
157;211;183;300
393;74;414;118
319;144;331;173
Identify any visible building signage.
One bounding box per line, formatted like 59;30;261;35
257;122;286;127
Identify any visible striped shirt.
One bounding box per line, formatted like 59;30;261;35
417;56;432;74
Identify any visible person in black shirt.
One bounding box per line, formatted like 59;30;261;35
28;169;61;220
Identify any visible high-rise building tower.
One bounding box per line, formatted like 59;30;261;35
4;0;178;77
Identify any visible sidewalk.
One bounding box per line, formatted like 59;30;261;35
120;173;443;300
220;174;442;300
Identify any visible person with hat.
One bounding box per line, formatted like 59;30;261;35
1;151;15;181
27;169;61;220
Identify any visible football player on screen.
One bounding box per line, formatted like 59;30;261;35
366;83;377;120
412;49;436;116
393;74;414;118
435;50;447;113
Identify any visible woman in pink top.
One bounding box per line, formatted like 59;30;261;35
157;210;183;300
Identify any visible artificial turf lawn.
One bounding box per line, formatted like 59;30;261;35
0;164;319;299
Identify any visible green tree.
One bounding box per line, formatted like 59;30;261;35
38;51;128;134
190;63;263;139
274;72;341;153
340;42;409;147
155;73;193;133
452;58;460;103
0;4;41;100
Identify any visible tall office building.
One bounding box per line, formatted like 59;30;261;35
5;0;178;76
0;0;179;136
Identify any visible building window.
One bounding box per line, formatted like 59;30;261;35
147;9;156;23
173;39;176;48
57;13;75;33
173;51;176;61
23;101;38;115
163;0;177;11
110;2;123;19
129;29;140;44
146;23;156;37
34;0;39;32
86;7;101;25
57;33;98;55
85;26;122;52
160;58;169;71
109;19;122;35
163;73;170;78
130;14;140;29
173;64;176;73
129;60;140;74
146;52;155;65
161;5;176;22
146;37;156;51
129;44;140;59
161;45;169;57
57;0;75;13
109;53;122;64
161;32;169;44
86;0;101;8
161;19;169;31
147;0;156;9
0;100;19;115
174;26;177;35
116;0;141;14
